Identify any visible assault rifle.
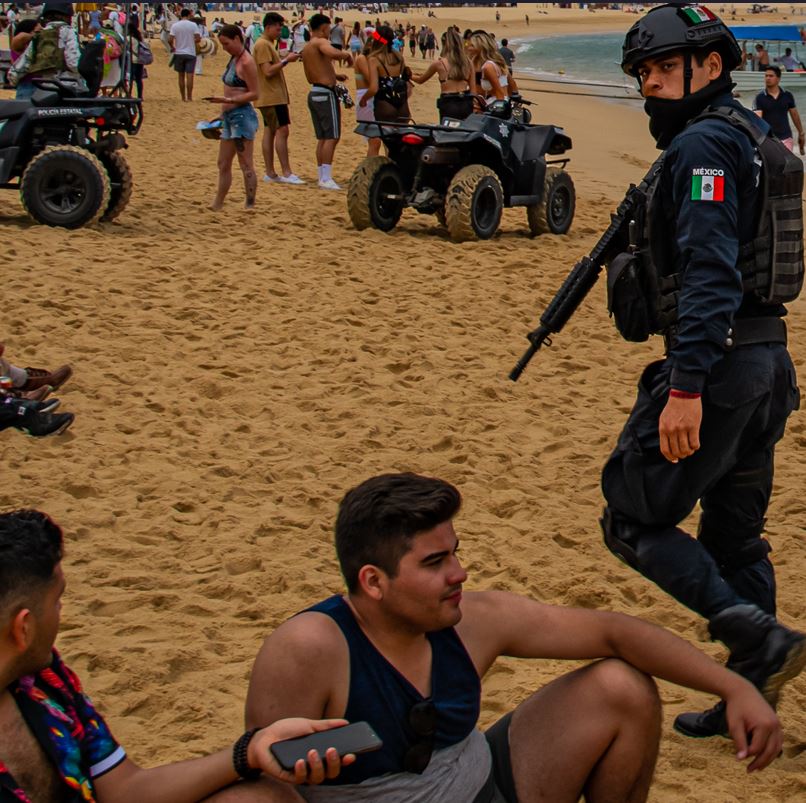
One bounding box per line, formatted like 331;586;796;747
509;158;663;382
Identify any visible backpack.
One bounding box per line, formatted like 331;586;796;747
698;107;805;305
78;38;106;95
377;63;408;108
137;40;154;65
102;31;123;62
26;26;65;76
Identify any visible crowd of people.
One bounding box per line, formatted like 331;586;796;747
201;11;525;207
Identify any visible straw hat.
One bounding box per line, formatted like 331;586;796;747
197;38;216;57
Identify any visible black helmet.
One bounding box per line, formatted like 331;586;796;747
42;2;74;18
621;4;742;77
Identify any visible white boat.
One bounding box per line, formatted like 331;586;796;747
730;24;806;93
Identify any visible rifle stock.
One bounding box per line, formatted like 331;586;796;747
510;158;663;382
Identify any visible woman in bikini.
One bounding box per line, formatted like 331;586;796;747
206;24;259;210
359;25;412;124
468;31;515;102
354;36;384;156
411;28;474;121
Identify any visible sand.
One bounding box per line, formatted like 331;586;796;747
1;4;805;800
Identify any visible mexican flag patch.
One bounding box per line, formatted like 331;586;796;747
680;5;718;25
691;168;725;202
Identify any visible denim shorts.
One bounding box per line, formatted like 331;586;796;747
221;104;259;141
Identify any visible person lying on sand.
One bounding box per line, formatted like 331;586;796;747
0;510;352;803
243;473;783;803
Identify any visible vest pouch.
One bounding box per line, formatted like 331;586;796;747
759;192;804;304
606;252;653;342
27;27;66;76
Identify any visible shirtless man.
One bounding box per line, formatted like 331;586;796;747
0;510;351;802
245;473;783;803
301;13;353;190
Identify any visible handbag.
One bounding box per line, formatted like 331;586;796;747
137;41;154;65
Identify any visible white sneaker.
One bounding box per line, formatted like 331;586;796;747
278;173;305;185
318;179;342;190
262;174;278;183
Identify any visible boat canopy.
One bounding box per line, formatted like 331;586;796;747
729;25;805;43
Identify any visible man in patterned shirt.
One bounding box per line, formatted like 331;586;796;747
0;510;351;802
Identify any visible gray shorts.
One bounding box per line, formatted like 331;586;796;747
307;84;341;140
173;53;197;73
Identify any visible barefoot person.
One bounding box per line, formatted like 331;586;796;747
301;13;354;191
207;24;259;211
254;12;304;185
0;509;354;802
246;473;783;803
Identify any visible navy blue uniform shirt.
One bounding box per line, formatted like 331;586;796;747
656;93;778;393
753;88;796;140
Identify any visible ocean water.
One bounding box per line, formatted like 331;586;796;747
511;32;641;99
511;32;806;110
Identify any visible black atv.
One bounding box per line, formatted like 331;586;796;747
348;95;575;242
0;77;142;228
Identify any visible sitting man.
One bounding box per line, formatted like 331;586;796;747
0;510;352;802
245;472;785;803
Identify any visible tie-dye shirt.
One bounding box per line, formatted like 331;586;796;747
0;650;126;802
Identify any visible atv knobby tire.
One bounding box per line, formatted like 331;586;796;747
99;151;133;222
445;165;503;242
527;166;575;236
21;145;110;229
347;155;405;232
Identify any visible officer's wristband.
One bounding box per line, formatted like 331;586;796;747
669;389;702;400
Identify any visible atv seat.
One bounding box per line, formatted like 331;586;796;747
0;99;32;119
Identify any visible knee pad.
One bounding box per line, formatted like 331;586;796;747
600;507;641;571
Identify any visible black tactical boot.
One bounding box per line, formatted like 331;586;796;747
673;604;806;739
674;700;728;738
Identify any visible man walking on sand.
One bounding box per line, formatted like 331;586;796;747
254;12;304;185
302;14;353;191
169;7;200;101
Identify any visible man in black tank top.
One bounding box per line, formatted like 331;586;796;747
245;473;784;802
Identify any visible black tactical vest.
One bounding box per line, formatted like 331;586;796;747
607;106;804;342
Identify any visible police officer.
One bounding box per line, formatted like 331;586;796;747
7;2;82;99
600;4;805;739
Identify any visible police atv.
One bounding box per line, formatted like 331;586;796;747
347;95;575;242
0;76;142;228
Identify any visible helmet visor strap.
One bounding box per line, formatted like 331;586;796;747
684;51;693;96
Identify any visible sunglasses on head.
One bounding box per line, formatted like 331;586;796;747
403;698;437;774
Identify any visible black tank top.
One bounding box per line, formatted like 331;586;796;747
304;595;481;785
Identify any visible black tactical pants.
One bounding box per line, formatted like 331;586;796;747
601;344;799;621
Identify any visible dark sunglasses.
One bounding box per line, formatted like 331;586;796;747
403;698;437;774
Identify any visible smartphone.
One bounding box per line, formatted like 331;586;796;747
270;722;383;772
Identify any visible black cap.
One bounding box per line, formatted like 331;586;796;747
42;2;75;17
621;4;741;77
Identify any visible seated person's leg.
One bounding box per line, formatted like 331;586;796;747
492;659;661;803
203;775;305;802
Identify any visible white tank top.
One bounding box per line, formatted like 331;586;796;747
480;59;508;93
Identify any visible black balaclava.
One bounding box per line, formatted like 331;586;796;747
643;51;733;149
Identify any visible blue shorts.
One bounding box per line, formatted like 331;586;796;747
221;104;259;141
